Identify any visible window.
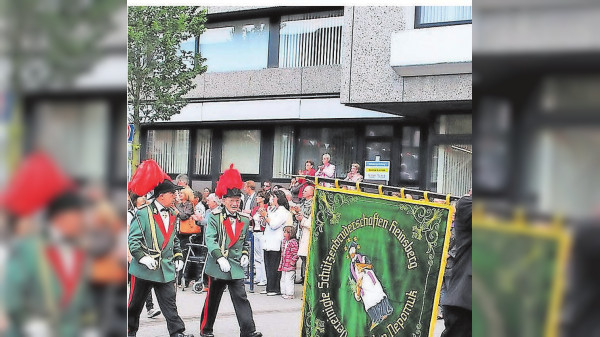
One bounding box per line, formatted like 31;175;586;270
194;129;212;175
199;18;269;73
221;130;261;174
430;144;472;196
295;127;355;178
273;126;295;178
401;127;420;181
365;125;393;137
435;114;472;135
416;6;472;28
279;10;343;68
366;141;392;161
179;36;196;69
146;129;190;174
33;100;109;181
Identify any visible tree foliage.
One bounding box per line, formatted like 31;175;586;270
128;6;207;124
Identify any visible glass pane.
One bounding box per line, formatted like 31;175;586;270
194;129;212;175
365;125;393;137
199;18;269;73
33;100;109;181
146;129;190;175
273;126;295;178
430;144;472;196
295;127;355;179
221;130;261;174
365;141;392;161
279;10;343;68
435;114;472;135
401;127;420;181
179;36;196;69
418;6;472;25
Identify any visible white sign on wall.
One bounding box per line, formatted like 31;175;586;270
364;160;390;181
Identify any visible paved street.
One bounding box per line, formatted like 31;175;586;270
136;283;445;337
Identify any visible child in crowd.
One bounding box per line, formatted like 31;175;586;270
278;225;299;299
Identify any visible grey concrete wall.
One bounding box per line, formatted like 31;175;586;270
340;6;472;104
185;65;341;99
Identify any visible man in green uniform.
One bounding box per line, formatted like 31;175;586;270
128;179;193;337
200;165;262;337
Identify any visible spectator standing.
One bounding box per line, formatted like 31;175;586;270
261;181;271;193
278;225;299;299
250;191;269;286
259;190;292;296
315;153;336;187
296;160;316;199
296;185;314;284
241;181;258;215
175;187;197;289
343;163;363;190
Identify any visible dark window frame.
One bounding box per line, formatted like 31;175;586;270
414;6;472;29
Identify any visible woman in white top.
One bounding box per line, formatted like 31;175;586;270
259;190;293;295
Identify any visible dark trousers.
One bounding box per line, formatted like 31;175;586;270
263;250;281;293
128;275;185;336
200;276;257;336
145;293;154;311
300;256;307;280
440;305;471;337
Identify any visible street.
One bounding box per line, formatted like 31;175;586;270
136;283;445;337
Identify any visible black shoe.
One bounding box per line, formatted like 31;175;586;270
245;332;262;337
128;334;136;337
171;333;194;337
200;332;214;337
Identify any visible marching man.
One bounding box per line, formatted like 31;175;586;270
200;164;262;337
127;160;193;337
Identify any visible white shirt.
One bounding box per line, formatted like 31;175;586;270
263;206;292;251
243;192;255;212
154;201;170;231
225;209;238;233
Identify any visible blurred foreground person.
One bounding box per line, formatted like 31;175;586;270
127;160;192;337
441;193;472;337
2;152;99;337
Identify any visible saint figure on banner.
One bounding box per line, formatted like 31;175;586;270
347;240;393;331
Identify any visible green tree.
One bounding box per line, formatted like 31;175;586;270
128;6;207;175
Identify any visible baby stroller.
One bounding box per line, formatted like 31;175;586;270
179;233;208;294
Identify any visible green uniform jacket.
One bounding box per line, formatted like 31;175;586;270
128;202;183;283
4;236;95;337
204;208;251;280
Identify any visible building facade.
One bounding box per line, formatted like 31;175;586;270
139;6;473;197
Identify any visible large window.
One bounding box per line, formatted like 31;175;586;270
416;6;472;28
431;144;472;196
435;114;472;135
295;127;355;179
199;18;269;73
279;10;343;68
221;130;261;174
194;129;212;175
33;100;109;181
146;129;190;175
401;127;420;182
273;126;295;178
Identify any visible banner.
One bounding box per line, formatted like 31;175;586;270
472;216;569;337
301;186;452;337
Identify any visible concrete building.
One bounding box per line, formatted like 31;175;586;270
140;6;472;196
474;2;600;218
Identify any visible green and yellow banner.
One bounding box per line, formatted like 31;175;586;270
301;186;453;337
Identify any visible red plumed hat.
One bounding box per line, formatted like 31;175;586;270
0;151;74;216
128;159;172;196
215;164;243;198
